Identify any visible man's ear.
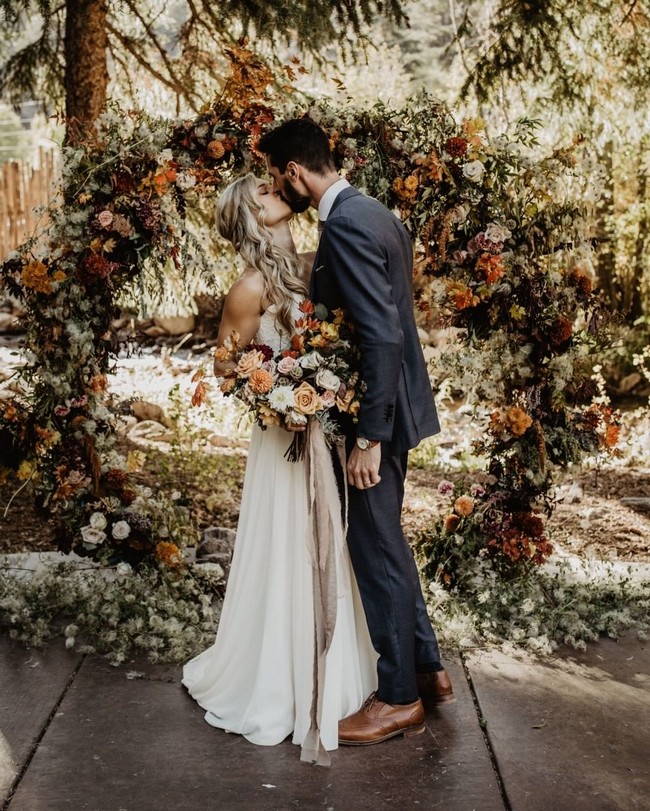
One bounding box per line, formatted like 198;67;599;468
286;161;300;182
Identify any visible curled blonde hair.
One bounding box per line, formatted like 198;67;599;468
215;173;307;333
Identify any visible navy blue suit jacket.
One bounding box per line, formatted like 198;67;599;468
310;186;440;454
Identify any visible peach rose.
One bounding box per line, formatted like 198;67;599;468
236;349;265;378
293;382;322;415
214;346;231;363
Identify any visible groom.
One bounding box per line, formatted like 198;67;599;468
259;118;453;745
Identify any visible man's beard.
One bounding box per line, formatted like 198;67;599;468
280;183;311;213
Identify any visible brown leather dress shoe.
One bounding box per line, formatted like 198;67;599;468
338;693;425;746
416;669;455;704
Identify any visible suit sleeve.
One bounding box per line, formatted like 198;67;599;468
321;215;403;442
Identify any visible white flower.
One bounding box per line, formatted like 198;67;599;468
89;512;107;530
116;562;132;576
80;526;106;546
315;368;341;392
299;351;325;370
521;597;535;614
462;160;485;183
478;589;491;604
449;204;470;224
176;172;196;191
484;222;512;243
285;411;307;426
267;385;295;414
158;148;174;165
112;520;131;540
171;491;182;501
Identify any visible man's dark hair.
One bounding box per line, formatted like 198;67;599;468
258;117;335;175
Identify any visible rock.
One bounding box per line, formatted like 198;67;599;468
557;482;583;504
153;314;196;336
0;312;20;333
142;325;167;338
127;419;175;444
208;434;249;449
130;400;171;427
620;497;650;515
619;372;642;393
196;527;236;564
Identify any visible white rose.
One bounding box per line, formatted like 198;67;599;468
484;222;512;243
176;172;196;191
315;368;341;392
449;204;470;224
116;562;133;576
462;160;485;183
112;520;131;540
80;526;106;546
299;351;325;370
89;511;107;530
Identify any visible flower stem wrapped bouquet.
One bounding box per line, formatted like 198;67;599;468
199;300;366;461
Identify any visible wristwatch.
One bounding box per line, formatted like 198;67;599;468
356;437;379;451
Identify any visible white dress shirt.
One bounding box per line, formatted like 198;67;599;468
317;178;350;222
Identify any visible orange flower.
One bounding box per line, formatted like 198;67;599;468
604;424;620;448
451;285;479;310
443;514;461;533
476;253;505;285
309;334;328;348
291;334;305;353
298;299;315;314
191;380;211;406
220;378;236;394
206;140;226;160
89;374;108;393
404;175;418;191
236;349;265;377
336;388;355;413
214;346;231;363
21;260;51;294
504;406;533;437
248;368;274;394
155;541;184;569
319;322;339;341
454;495;474;517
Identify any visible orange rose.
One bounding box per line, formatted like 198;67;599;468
249;369;274;394
293;382;322;415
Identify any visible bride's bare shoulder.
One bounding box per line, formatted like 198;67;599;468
225;269;265;311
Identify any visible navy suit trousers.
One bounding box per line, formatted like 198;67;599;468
336;442;442;705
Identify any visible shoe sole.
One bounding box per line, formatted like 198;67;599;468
422;694;456;705
338;723;426;746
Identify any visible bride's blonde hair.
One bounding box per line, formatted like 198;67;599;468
215;173;307;333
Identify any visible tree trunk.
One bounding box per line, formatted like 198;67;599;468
64;0;109;144
631;137;649;322
595;140;618;308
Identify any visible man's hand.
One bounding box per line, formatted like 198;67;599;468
347;444;381;490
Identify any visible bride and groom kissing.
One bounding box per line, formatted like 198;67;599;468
182;117;454;764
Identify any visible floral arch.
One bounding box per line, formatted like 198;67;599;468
0;46;617;582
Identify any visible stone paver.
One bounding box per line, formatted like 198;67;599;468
466;637;650;811
0;638;82;804
5;653;502;811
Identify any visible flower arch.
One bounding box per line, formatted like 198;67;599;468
0;47;617;578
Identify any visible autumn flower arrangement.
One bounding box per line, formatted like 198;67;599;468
0;45;619;584
192;300;365;460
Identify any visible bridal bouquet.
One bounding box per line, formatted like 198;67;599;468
194;300;366;461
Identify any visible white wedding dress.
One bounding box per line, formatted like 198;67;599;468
182;301;377;754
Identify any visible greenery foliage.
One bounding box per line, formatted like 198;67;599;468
0;45;620;587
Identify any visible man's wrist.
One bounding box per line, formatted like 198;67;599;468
355;436;380;451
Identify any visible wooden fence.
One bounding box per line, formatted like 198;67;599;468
0;148;60;261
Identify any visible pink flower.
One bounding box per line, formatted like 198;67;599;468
437;480;455;496
320;389;336;408
97;210;114;228
70;395;88;408
277;356;297;375
55;405;70;417
470;483;486;498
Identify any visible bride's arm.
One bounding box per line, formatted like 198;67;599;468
214;271;264;377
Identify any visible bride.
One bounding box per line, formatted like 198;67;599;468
182;173;377;763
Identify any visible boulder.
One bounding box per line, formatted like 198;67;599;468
130;400;171;427
618;372;642;394
153;314;196;336
196;526;236;564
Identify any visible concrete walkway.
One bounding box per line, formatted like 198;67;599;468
1;635;648;811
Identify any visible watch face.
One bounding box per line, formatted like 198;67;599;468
356;437;369;450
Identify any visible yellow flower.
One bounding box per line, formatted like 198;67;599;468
319;322;339;341
155;541;184;569
454;495;474;517
257;402;281;427
17;460;35;481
